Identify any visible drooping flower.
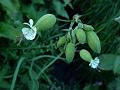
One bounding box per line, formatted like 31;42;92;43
22;19;37;40
89;57;100;69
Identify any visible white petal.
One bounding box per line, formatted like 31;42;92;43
23;23;30;26
29;19;34;26
22;28;30;35
22;28;36;40
91;64;98;68
89;59;99;69
94;57;100;63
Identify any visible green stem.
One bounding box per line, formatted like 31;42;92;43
57;18;74;22
29;55;65;62
35;52;63;80
10;57;24;90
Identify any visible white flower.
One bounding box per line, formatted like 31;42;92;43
89;57;100;69
22;19;37;40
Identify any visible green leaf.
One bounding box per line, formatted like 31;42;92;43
0;22;21;40
0;0;19;19
29;67;39;90
116;77;120;90
32;0;44;4
114;16;120;24
63;0;73;9
10;58;24;90
52;0;69;19
0;80;10;89
107;77;120;90
99;54;117;70
83;84;99;90
0;65;9;77
113;56;120;75
22;5;36;20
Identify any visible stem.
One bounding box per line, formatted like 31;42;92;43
10;57;24;90
56;18;74;22
35;52;63;80
29;55;65;62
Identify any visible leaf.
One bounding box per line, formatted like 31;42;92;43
10;58;24;90
0;22;21;40
0;65;9;77
116;77;120;90
99;54;117;70
29;68;39;90
52;0;69;19
0;80;10;89
107;77;120;90
0;0;19;19
32;0;44;4
114;16;120;24
22;4;36;20
63;0;73;9
113;56;120;75
83;84;99;90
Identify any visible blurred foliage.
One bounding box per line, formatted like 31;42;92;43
0;0;120;90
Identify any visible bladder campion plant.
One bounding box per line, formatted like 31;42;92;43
56;14;101;69
21;14;101;69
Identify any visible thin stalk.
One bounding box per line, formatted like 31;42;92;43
10;57;24;90
35;52;63;80
57;18;74;22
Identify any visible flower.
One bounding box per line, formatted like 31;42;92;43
22;19;37;40
89;57;100;69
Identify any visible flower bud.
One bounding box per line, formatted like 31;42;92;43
65;42;75;63
83;24;94;31
35;14;56;31
57;36;66;48
86;31;101;53
79;49;93;62
75;28;86;44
